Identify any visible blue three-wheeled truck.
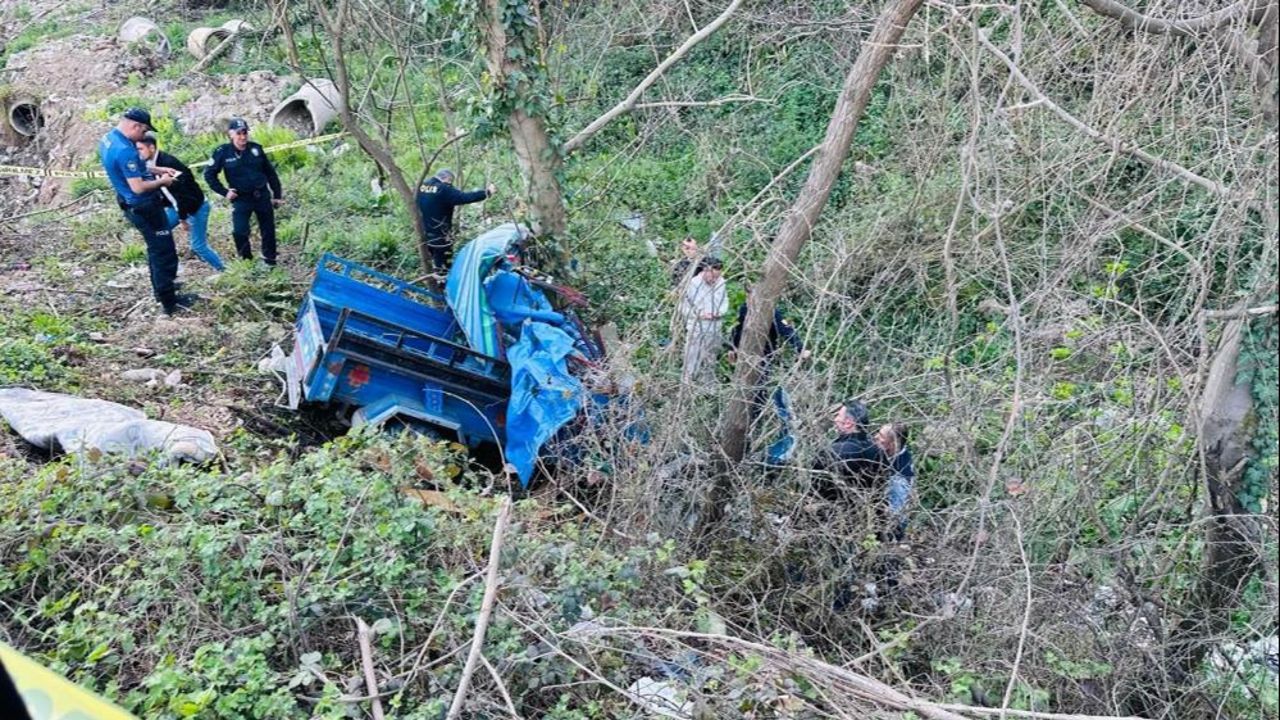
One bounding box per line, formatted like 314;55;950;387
283;224;609;485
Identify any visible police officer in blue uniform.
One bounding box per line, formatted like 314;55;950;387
99;108;195;315
203;118;284;266
416;168;496;272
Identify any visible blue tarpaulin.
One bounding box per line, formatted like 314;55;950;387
504;321;583;486
445;223;531;358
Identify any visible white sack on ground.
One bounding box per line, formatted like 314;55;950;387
0;388;217;462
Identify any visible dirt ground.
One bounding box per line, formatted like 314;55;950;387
2;10;291;210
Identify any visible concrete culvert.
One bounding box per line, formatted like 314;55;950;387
269;79;345;137
6;97;44;138
119;17;171;57
219;20;253;62
186;27;231;60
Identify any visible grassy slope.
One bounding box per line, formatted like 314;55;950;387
1;0;1277;718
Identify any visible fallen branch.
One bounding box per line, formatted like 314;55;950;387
562;0;744;154
632;93;772;110
187;30;245;76
445;496;513;720
576;625;1152;720
0;190;99;226
355;617;386;720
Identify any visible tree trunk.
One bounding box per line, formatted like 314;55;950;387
1165;313;1265;682
300;0;432;271
479;0;571;277
507;108;571;270
714;0;925;482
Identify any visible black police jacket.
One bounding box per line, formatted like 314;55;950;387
730;304;803;358
416;178;489;246
154;151;204;219
204;142;282;200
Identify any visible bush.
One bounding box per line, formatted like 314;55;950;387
0;433;678;718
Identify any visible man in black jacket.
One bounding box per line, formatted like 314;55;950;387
817;399;886;499
136;133;225;272
204;118;284;266
416;168;496;272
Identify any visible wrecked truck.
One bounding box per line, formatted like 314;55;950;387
282;223;619;485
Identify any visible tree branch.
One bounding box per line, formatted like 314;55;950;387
632;93;772;110
941;3;1245;201
562;0;744;155
445;496;512;720
355;617;386;720
1202;303;1278;318
1079;0;1254;37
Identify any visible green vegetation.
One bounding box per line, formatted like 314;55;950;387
1;0;1276;718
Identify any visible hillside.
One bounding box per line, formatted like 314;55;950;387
1;1;1277;719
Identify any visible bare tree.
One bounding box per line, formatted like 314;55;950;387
284;0;476;272
715;0;926;474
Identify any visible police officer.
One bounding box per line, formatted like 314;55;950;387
204;118;284;266
98;108;196;315
416;168;496;272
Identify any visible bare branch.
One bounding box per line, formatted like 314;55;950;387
446;496;512;720
631;93;771;110
355;617;386;720
562;0;744;155
937;2;1246;201
1079;0;1255;37
1202;303;1279;318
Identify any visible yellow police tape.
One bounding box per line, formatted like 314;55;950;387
1;641;139;719
0;131;347;180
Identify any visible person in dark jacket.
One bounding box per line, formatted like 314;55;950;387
874;422;915;540
728;291;812;444
728;298;811;365
136;134;225;272
670;236;705;287
816;399;886;499
416;168;496;272
203;118;283;266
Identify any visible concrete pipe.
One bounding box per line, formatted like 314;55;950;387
6;95;44;138
269;79;345;137
186;26;231;60
219;20;254;62
119;17;170;56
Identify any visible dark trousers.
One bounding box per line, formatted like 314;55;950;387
427;239;453;272
123;201;178;307
231;190;277;264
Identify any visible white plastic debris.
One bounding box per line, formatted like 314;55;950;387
626;676;692;719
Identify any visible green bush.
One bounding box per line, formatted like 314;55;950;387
0;433;677;718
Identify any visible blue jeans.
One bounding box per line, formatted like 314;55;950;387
887;472;913;533
165;201;225;271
